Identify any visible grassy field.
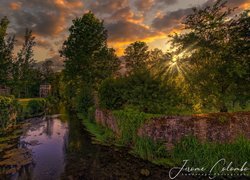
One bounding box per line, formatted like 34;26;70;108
17;98;44;107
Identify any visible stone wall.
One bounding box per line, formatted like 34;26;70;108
138;112;250;149
95;108;120;134
95;109;250;150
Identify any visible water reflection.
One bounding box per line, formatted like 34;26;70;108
10;114;174;180
13;117;68;180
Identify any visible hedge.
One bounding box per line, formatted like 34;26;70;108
0;96;19;132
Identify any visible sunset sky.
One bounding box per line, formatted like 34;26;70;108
1;0;249;62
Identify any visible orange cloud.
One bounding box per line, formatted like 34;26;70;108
55;0;84;9
108;32;167;56
9;2;21;10
53;0;84;35
240;2;250;9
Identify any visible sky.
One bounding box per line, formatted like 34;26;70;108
0;0;249;62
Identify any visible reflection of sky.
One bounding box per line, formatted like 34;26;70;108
19;118;69;180
0;0;249;61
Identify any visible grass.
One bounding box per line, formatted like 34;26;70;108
173;136;250;175
113;107;160;145
17;98;44;108
131;136;175;166
80;108;170;165
78;113;115;145
80;106;250;174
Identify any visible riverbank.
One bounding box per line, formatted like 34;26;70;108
1;113;193;179
62;114;193;180
80;108;250;178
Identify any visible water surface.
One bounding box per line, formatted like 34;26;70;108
11;114;190;180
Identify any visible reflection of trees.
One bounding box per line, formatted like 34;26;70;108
44;117;54;138
65;113;95;154
62;127;69;158
17;164;34;179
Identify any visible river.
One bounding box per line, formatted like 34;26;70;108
9;114;188;180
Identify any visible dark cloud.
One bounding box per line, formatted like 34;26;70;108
106;20;158;42
36;55;64;72
152;0;249;32
110;7;143;23
156;0;178;5
0;0;248;60
134;0;154;11
13;11;60;37
89;0;128;15
152;8;193;32
1;0;84;37
135;0;178;11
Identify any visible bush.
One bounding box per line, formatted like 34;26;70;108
98;78;128;110
26;99;46;116
0;96;20;132
75;86;94;115
125;71;178;114
99;70;179;114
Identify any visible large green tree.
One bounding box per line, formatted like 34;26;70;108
170;0;250;112
60;12;119;88
14;29;36;97
0;17;15;86
124;41;150;74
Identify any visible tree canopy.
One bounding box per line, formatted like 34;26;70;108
169;0;250;112
61;12;119;88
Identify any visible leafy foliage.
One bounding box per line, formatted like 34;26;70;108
169;0;250;112
98;77;128;110
0;96;19;132
75;85;94;115
99;70;180;114
61;12;120;88
124;41;149;74
0;17;15;86
25;99;46;117
13;29;36;98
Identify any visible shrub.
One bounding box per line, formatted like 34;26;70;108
99;70;179;114
26;99;46;116
125;71;177;114
75;86;94;115
0;96;19;132
98;78;128;110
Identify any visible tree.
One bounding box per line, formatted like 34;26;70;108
170;0;250;112
60;12;119;89
124;41;149;73
41;59;54;83
0;17;15;86
15;29;36;97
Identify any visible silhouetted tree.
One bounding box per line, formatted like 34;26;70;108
124;41;149;74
